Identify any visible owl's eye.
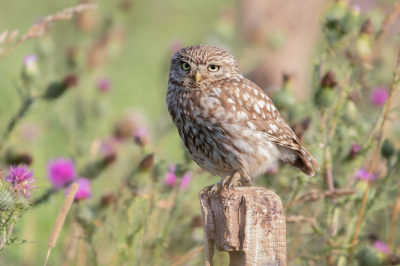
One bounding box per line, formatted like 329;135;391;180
182;62;190;70
208;65;219;72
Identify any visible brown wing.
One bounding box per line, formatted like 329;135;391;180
217;78;319;175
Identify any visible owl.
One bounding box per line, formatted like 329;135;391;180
167;45;319;193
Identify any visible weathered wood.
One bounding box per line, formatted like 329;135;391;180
200;187;286;266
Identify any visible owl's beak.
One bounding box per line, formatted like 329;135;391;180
195;70;201;84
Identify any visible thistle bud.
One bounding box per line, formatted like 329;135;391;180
342;100;358;122
322;0;348;42
272;73;296;110
5;150;34;166
381;139;395;159
139;153;154;171
341;5;360;33
43;75;79;100
314;71;338;108
100;193;116;207
133;127;151;147
21;55;40;83
360;18;374;36
357;19;373;60
66;46;83;69
349;144;361;159
357;246;385;266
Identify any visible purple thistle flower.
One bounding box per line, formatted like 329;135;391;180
168;164;176;173
373;240;390;254
164;171;177;187
5;165;38;198
97;77;111;93
370;87;389;107
180;172;192;190
354;167;376;181
23;54;38;71
47;158;76;188
133;127;150;146
65;178;92;201
350;144;361;158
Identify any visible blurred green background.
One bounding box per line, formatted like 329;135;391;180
1;0;400;265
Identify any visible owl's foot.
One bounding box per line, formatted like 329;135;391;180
241;173;251;187
198;172;252;197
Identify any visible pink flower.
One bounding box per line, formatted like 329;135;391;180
97;77;111;93
350;144;361;158
168;164;176;173
23;54;38;71
164;171;177;187
373;240;390;254
47;158;76;188
354;167;376;181
5;165;38;197
267;166;279;174
370;87;389;107
133;127;150;146
163;165;192;190
65;178;92;201
180;172;192;190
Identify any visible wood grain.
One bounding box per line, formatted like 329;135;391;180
200;187;286;266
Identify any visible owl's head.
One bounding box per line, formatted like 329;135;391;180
169;45;242;89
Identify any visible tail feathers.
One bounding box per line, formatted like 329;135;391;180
277;146;320;176
289;151;315;176
283;148;319;177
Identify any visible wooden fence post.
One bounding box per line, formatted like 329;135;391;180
199;187;286;266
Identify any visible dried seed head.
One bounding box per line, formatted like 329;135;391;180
360;18;373;36
139;153;154;170
48;183;79;249
64;75;79;88
5;151;34;166
100;193;116;207
320;70;337;88
0;30;9;44
7;30;19;44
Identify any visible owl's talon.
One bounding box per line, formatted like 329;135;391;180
222;175;231;188
241;173;251;187
210;183;221;195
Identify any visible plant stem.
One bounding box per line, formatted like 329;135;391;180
347;52;400;265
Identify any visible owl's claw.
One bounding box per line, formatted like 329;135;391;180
241;173;251;187
199;171;250;197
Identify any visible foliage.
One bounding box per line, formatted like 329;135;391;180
0;0;400;265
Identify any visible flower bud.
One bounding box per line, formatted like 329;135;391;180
341;5;360;33
100;193;116;207
314;71;338;108
381;139;395;159
357;246;385;266
272;74;296;110
357;19;373;60
43;75;79;100
133;127;151;147
5;150;34;166
21;55;40;83
139;153;154;171
349;144;361;159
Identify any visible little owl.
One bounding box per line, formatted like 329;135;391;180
167;45;319;193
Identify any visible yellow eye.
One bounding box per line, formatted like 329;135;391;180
182;62;190;70
208;65;219;71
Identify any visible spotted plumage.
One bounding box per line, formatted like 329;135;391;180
167;45;319;190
